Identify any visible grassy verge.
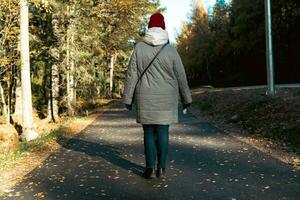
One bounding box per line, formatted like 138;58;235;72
192;88;300;153
0;98;115;170
0;117;86;170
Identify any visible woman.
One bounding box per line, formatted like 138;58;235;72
123;13;192;179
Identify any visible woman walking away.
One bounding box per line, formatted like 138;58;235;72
123;13;192;179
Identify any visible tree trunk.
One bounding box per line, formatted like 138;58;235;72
70;32;76;107
48;13;60;122
109;54;116;98
206;58;211;84
48;62;59;122
8;67;15;123
20;0;38;141
66;3;76;116
14;79;22;116
66;13;72;116
0;82;9;123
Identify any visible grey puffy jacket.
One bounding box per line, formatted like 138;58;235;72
123;28;192;125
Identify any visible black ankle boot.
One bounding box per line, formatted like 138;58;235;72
143;168;156;179
156;168;166;178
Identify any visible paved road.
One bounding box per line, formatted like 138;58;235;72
193;84;300;94
1;102;299;200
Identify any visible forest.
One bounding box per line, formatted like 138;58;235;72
177;0;300;87
0;0;299;142
0;0;160;142
1;1;300;197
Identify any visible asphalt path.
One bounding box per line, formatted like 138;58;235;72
1;103;299;200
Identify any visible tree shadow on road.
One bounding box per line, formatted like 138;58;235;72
58;137;144;177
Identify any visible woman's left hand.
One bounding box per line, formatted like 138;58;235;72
125;104;132;111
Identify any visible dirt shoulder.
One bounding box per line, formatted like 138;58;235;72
0;99;115;196
190;87;300;169
0;115;98;195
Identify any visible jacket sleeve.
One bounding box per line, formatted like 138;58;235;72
173;49;192;105
123;47;138;105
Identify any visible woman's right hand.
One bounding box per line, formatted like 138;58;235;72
183;103;191;109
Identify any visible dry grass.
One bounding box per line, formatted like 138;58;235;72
191;88;300;153
0;98;114;195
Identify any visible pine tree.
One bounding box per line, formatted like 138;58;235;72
177;1;211;85
216;0;226;9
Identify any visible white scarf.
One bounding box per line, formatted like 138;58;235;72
144;27;169;46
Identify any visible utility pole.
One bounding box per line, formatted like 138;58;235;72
265;0;275;96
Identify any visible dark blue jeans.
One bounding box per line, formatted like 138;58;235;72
142;124;169;169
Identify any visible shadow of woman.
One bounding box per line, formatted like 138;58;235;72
58;137;144;177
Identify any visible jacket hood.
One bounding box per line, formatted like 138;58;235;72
144;27;169;46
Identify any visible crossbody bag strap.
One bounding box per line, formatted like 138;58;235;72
134;41;169;88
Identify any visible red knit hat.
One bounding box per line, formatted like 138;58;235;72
148;13;166;30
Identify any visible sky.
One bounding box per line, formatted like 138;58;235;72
159;0;217;43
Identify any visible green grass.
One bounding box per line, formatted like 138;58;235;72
0;128;64;169
17;130;63;153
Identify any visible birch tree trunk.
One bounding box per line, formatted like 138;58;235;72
0;82;8;123
20;0;38;141
48;63;59;122
109;54;116;98
48;12;60;122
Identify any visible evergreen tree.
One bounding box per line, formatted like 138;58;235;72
216;0;226;9
177;0;300;86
